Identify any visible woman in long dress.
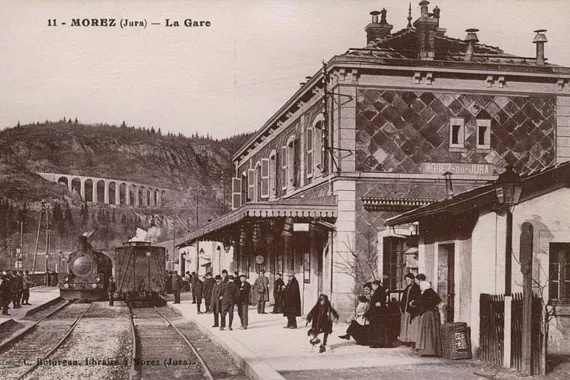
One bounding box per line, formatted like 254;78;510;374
399;273;421;346
414;281;443;356
365;280;391;348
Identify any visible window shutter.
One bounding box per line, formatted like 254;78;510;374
261;158;270;198
232;178;242;210
306;129;313;177
247;168;255;202
281;146;287;190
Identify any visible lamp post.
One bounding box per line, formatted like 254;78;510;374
495;165;523;296
495;165;522;369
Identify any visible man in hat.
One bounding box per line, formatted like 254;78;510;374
220;275;239;331
203;272;215;313
237;274;251;329
171;271;182;304
273;273;284;314
282;272;301;328
0;274;11;315
21;270;32;305
253;269;269;314
210;275;223;327
221;269;229;283
190;271;198;303
108;277;117;306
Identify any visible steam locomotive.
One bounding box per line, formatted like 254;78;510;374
59;236;167;305
59;236;113;301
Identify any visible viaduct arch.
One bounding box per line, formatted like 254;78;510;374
37;172;177;207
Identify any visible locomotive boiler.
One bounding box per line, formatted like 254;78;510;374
59;236;113;301
114;241;167;306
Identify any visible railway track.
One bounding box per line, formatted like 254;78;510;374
128;305;215;380
0;301;93;380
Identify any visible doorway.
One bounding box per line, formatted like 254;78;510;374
437;243;455;323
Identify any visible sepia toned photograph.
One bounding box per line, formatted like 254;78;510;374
1;0;570;378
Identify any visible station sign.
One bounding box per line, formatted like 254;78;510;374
420;163;495;176
293;223;310;232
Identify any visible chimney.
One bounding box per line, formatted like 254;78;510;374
414;1;438;60
78;236;89;252
533;29;547;65
464;28;479;61
443;171;454;199
365;9;393;44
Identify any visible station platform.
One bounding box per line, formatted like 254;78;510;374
0;286;61;325
169;292;482;380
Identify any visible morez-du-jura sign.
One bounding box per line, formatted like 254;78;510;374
420;163;495;176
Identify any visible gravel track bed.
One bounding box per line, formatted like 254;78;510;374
0;320;26;346
24;303;132;380
0;303;91;380
176;322;249;380
132;308;204;380
22;298;67;322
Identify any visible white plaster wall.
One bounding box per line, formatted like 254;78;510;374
512;187;570;301
469;210;506;353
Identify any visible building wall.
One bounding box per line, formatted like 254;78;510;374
355;90;556;175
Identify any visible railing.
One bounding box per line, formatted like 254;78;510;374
479;293;545;375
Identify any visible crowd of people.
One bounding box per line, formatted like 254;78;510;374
337;273;443;356
168;269;302;333
166;269;443;356
0;270;33;316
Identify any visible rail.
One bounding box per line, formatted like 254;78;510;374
0;299;73;353
15;302;93;380
127;305;215;380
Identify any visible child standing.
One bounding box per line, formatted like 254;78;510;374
306;294;339;353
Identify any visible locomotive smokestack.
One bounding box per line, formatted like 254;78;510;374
78;236;89;252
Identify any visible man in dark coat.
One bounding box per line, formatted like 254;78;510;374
272;273;284;314
11;270;22;309
195;275;205;313
190;271;198;303
21;271;32;305
165;271;172;294
253;270;269;314
237;274;251;329
220;275;240;331
171;271;182;304
282;272;301;328
108;277;117;306
203;272;215;313
221;269;229;283
210;275;223;327
0;275;11;315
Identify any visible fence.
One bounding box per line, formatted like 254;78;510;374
479;293;545;375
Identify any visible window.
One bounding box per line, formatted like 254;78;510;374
449;118;465;148
549;244;570;301
306;127;314;178
281;146;287;191
383;237;405;291
241;172;247;203
476;119;491;149
255;162;262;202
269;151;277;199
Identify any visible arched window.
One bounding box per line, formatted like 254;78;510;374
255;162;262;202
280;146;287;191
312;115;324;175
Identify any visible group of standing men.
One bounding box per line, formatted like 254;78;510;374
175;269;302;331
0;270;33;316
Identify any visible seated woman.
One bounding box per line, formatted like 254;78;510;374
338;295;369;345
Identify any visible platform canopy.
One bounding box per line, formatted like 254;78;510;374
177;196;337;248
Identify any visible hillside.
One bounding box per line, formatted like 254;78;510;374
0;120;253;259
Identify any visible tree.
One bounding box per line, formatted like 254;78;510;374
65;207;73;226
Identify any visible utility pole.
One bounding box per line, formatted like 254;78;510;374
32;203;46;274
196;191;200;274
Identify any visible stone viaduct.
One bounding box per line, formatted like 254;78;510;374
37;172;177;207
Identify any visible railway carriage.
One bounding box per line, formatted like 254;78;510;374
114;241;167;306
59;236;112;301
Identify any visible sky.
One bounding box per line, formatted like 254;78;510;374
1;0;569;139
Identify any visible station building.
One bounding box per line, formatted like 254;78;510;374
179;2;570;317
